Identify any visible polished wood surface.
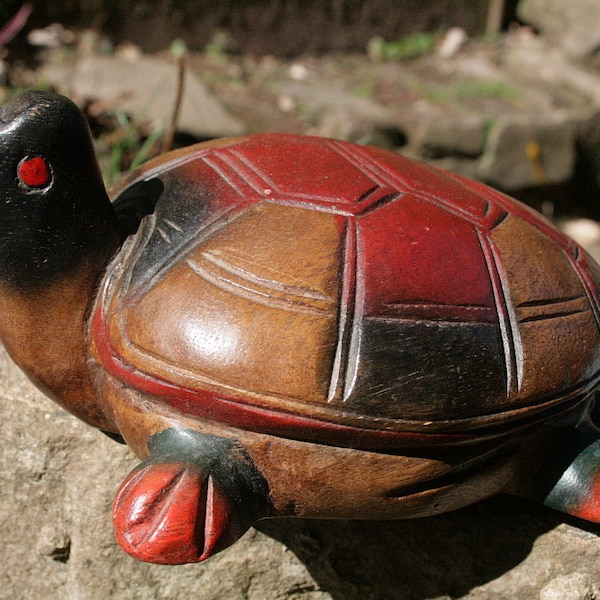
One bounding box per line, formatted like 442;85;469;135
2;92;600;565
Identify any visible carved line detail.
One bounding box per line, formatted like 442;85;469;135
355;185;380;204
201;155;246;196
156;226;172;245
515;295;590;324
385;445;510;498
162;218;183;232
120;210;158;294
518;309;591;324
328;219;357;403
330;140;498;226
200;252;332;302
359;191;405;216
476;229;522;397
212;143;405;217
262;197;357;216
376;302;496;323
517;295;585;308
565;247;600;336
185;258;332;316
211;151;276;197
223;147;377;207
133;203;254;298
343;219;365;402
327;140;403;193
489;211;510;230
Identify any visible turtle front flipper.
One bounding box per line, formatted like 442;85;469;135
112;429;271;564
517;417;600;523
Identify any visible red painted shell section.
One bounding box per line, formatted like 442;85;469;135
93;134;600;445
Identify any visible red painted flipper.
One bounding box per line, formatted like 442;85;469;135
112;428;270;564
113;462;235;564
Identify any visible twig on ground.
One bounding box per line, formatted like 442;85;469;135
161;39;187;154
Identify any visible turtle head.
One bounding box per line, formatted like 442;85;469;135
0;91;118;288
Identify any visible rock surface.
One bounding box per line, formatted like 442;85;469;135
518;0;600;60
41;54;245;139
2;345;600;598
478;114;576;190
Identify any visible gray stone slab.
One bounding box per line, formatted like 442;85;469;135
478;115;576;190
519;0;600;60
416;114;486;158
275;79;395;142
42;55;245;138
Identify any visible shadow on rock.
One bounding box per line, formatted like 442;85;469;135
256;495;573;599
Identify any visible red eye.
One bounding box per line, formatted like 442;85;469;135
17;156;51;189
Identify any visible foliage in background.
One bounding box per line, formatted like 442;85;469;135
410;78;523;105
367;32;436;61
97;111;164;186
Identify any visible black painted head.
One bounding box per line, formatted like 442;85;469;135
0;91;118;288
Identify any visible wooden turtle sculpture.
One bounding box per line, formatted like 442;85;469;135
2;90;600;565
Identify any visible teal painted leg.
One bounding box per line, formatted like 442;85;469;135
543;422;600;522
528;419;600;523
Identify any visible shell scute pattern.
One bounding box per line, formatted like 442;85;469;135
96;135;600;440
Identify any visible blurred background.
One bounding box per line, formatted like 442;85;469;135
3;2;600;599
2;0;599;229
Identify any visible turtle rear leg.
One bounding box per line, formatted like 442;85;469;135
517;417;600;523
112;428;271;564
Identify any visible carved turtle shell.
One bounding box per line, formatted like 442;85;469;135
92;134;600;448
